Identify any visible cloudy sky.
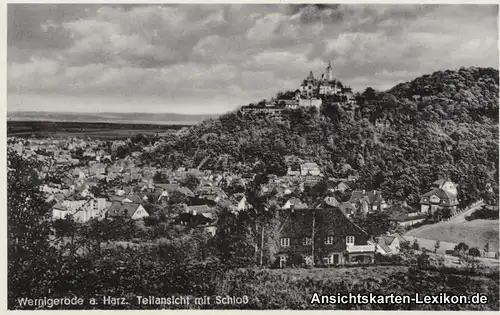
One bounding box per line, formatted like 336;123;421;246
7;3;499;115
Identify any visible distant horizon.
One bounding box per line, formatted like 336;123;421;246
7;109;225;116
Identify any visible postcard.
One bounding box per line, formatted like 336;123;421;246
6;2;499;311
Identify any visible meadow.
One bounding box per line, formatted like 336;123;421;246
406;219;499;250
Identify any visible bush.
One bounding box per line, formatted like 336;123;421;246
468;247;481;257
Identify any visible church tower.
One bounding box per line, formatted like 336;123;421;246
325;61;333;81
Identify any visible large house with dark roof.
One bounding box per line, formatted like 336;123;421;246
420;179;459;220
275;207;375;267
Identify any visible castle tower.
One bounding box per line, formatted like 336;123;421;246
307;70;315;81
325;60;333;81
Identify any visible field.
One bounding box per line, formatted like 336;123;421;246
7;121;190;140
406;219;499;250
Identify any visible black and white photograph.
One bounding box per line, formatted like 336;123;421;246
6;2;500;310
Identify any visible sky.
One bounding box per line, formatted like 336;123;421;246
7;3;499;115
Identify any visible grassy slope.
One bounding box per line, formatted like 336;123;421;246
222;266;499;310
406;219;499;250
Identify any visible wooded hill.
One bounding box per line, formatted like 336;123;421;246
149;67;499;207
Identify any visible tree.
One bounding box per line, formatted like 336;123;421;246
454;242;469;255
412;239;420;251
351;211;398;237
180;174;200;191
8;150;55;307
89;178;108;197
153;171;168;183
434;240;440;254
468;247;481;257
484;242;490;255
362;87;377;101
416;251;431;269
130;133;150;146
214;204;255;267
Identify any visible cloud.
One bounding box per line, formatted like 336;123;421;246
7;4;499;113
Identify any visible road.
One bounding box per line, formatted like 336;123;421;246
449;201;485;223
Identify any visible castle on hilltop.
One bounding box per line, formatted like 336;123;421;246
240;61;357;116
297;61;356;104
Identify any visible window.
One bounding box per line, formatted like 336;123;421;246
346;236;355;245
280;238;290;247
303;237;312;245
325;236;334;245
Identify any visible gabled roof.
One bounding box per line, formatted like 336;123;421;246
350;190;383;205
155;183;178;193
107;202;141;218
433;178;454;187
349;190;364;203
379;236;396;246
421;188;453;200
177;186;194;197
109;195;127;202
376;238;393;253
186;205;214;214
324;196;340;207
284;198;308;209
301;162;319;169
365;191;383;204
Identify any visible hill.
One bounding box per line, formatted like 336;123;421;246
147;67;498;206
7;111;219;125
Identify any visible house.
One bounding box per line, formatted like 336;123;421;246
338;202;356;218
387;202;427;227
300;163;321;176
52;197;109;222
177;186;195;198
275;207;375;268
74;183;93;199
375;233;405;255
107;202;149;220
349;190;387;214
327;178;351;193
282;198;308;210
176;205;216;227
420;178;459;220
323;196;340;208
287;166;301;176
154;183;179;201
194;185;227;206
231;193;252;212
334;182;350;193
